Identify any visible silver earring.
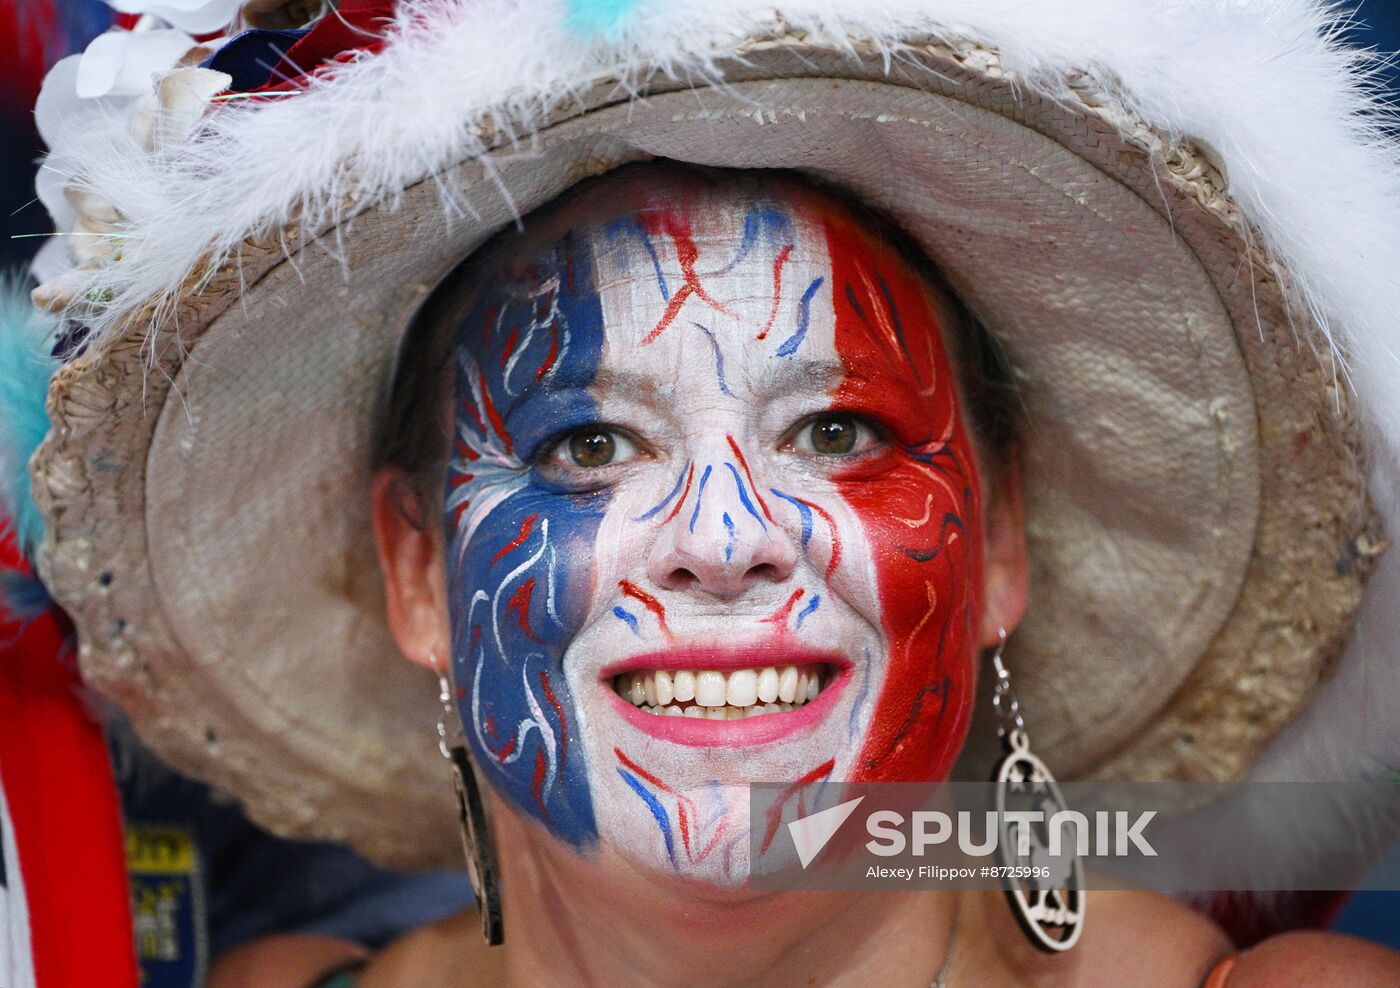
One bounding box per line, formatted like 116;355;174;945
990;628;1085;953
431;651;504;946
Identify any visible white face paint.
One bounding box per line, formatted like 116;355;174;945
445;171;982;884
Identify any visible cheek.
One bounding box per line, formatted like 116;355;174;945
838;452;982;784
453;491;606;644
442;234;613;848
815;207;983;783
446;482;608;849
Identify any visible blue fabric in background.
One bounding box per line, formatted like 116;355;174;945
1346;0;1400;95
1328;0;1400;954
1335;843;1400;949
114;729;475;956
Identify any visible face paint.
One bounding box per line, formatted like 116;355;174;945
443;172;982;879
821;207;982;783
445;232;608;845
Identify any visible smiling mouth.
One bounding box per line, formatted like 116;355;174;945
610;664;833;720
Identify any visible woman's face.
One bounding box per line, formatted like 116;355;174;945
382;170;1021;885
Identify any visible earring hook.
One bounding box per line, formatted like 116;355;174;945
430;649;457;760
990;627;1027;747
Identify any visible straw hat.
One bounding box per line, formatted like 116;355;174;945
25;0;1398;868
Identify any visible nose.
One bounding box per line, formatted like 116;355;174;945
647;462;799;598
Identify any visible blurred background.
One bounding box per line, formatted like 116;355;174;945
2;0;1398;956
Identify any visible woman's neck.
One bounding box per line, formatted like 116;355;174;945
494;813;959;987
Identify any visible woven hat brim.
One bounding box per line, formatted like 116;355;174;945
34;39;1377;866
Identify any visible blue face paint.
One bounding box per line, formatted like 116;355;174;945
605;217;669;301
775;277;824;357
688;464;713;534
633;461;691;522
723;462;767;529
692;323;734;397
444;232;607;846
710;206;792;276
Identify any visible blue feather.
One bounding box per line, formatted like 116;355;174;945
564;0;641;36
0;570;55;625
5;0;112;69
0;273;60;560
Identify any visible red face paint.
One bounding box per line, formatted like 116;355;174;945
820;207;983;784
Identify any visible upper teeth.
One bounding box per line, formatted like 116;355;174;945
614;665;825;718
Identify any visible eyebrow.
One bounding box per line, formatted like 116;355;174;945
587;368;672;406
750;358;848;394
591;358;856;402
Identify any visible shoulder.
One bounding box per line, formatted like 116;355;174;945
1072;889;1233;984
1222;931;1400;987
356;909;501;988
967;887;1233;986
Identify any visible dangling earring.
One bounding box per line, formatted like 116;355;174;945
432;651;504;946
990;628;1085;953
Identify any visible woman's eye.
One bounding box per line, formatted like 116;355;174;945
792;414;882;457
543;427;641;472
809;417;858;454
569;430;617;467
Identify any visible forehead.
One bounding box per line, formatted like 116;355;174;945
586;178;841;384
460;170;954;401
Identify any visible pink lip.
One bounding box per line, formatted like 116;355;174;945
603;653;852;748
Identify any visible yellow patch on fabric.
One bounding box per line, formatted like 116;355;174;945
125;825;207;987
126;826;196;874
